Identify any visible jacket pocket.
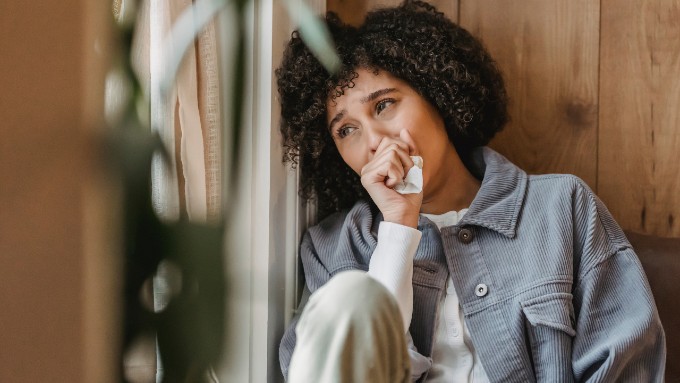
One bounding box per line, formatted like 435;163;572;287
520;292;576;383
521;292;576;336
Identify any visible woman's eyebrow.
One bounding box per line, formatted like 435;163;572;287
360;88;397;104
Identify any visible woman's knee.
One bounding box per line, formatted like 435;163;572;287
304;270;400;326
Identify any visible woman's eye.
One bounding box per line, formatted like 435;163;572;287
337;125;357;139
376;98;395;114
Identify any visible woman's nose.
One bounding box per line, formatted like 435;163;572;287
367;133;383;156
366;123;392;155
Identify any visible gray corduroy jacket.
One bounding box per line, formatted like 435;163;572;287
279;147;666;382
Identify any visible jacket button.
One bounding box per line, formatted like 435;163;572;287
475;283;488;297
458;228;473;244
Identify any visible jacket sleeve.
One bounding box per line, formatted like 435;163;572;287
571;185;666;382
279;231;332;380
572;247;666;381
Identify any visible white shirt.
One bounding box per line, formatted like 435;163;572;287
368;209;490;382
421;210;489;383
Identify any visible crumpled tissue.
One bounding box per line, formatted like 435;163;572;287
395;156;423;195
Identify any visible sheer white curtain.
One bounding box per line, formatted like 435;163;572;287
126;0;221;223
149;0;222;223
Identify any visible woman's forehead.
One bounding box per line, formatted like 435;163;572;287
327;69;407;109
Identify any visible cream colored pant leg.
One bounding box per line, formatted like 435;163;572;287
288;270;411;383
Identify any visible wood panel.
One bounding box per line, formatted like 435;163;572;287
459;0;601;189
327;0;458;26
0;0;119;382
599;0;680;237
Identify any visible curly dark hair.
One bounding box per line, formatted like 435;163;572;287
276;0;508;218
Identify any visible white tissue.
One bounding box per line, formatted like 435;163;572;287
395;156;423;194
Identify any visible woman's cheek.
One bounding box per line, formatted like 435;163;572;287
339;148;364;176
355;153;369;175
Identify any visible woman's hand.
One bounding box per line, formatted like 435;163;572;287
360;130;423;228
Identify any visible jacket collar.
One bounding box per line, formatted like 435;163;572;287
455;147;527;238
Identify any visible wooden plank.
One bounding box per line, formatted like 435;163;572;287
459;0;600;190
423;0;459;21
327;0;458;26
599;0;680;237
0;0;119;382
327;0;374;26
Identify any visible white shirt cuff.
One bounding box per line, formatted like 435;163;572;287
368;221;422;332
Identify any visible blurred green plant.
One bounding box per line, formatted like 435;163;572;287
112;0;339;382
112;3;225;382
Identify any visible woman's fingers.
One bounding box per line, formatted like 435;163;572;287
373;139;414;174
399;129;418;156
360;132;422;228
374;137;410;158
383;157;406;188
361;155;405;188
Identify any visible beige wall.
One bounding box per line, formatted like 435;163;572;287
0;1;119;382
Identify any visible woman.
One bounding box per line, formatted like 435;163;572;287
276;2;665;382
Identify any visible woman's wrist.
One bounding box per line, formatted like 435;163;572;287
383;212;419;228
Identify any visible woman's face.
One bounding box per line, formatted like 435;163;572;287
327;68;454;195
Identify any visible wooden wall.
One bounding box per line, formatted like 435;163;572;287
0;1;120;383
327;0;680;238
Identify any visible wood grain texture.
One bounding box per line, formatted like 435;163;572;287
599;0;680;237
327;0;458;26
459;0;600;189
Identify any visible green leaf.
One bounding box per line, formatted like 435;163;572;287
159;0;229;97
283;0;341;74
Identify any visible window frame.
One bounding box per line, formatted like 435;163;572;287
216;1;324;381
